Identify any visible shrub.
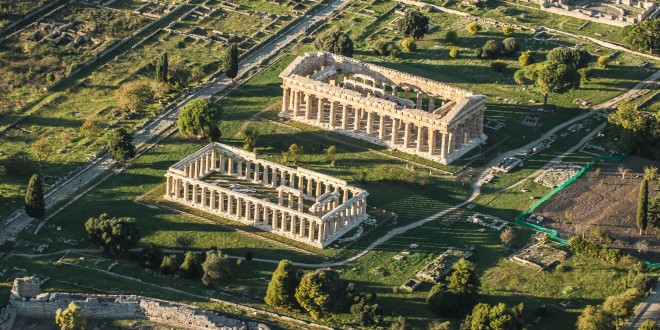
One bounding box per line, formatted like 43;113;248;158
502;25;514;37
401;37;417;52
598;55;610;68
482;40;503;58
397;10;430;39
466;22;481;36
490;60;508;72
176;234;194;248
519;51;533;66
180;251;199;278
445;30;459;44
474;48;483;58
313;30;354;57
503;37;520;56
578;67;592;83
295;268;344;319
449;47;459;58
141;245;163;269
265;260;299;310
201;250;232;287
547;47;591;69
85;213;139;255
371;39;400;58
160;254;180;275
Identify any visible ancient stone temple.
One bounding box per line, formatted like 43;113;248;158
164;143;369;248
279;52;487;164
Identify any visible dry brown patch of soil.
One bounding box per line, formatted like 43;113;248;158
534;156;660;262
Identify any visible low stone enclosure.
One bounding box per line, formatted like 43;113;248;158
0;277;267;330
164;143;369;248
522;0;659;27
279;52;487;165
511;243;568;271
416;247;474;283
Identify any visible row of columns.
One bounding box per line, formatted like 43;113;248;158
282;86;484;160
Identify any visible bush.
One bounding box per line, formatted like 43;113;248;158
313;30;354;57
140;245;163;269
201;250;232;287
371;39;400;58
503;38;520;56
397;10;430;39
598;55;610;68
482;40;503;58
474;48;483;58
180;251;199;278
445;30;459;44
295;268;344;319
519;51;533;66
578;67;592;83
490;60;508;72
502;25;514;37
107;128;136;165
85;214;139;255
547;47;591;69
176;234;194;248
449;47;459;58
567;236;625;265
401;37;417;52
466;22;481;35
160;254;179;275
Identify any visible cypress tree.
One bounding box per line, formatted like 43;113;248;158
224;44;238;79
264;259;298;310
24;174;45;218
637;179;649;234
156;52;168;83
180;251;199;278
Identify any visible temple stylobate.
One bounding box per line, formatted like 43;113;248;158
279;52;487;164
164;143;369;248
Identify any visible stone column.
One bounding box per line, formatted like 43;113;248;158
192;185;198;204
429;129;437;155
416;91;423;109
404;122;411;148
287;193;294;208
440;133;447;159
305;93;312;120
288;172;295;188
298;196;304;212
293;90;300;117
447;131;454;154
210;190;216;209
391;118;398;145
236;159;243;177
329;102;337;128
271;169;278;188
201;187;207;207
378;115;386;140
353;108;360;131
227;158;234;176
237;197;244;217
166;176;172;195
262;206;269;226
262;165;269;185
298;176;304;190
315;181;322;197
342;104;349;130
477;112;483;136
463;122;470;144
428;96;435;111
253;163;260;181
306;178;313;196
219;192;225;212
282;87;290;112
404;87;410;99
219;155;225;173
416;126;424;152
245;161;251;180
278;190;283;205
366;111;374;135
317;97;324;123
392;85;398;96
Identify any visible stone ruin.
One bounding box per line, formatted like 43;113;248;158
523;0;659;26
25;20;100;48
279;52;487;165
164;142;369;248
134;1;178;19
0;276;269;330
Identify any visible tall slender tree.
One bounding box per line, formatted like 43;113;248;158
265;259;299;309
224;44;239;79
637;179;649;234
156;52;169;83
25;174;45;218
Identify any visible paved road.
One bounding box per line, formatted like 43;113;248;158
0;0;347;245
627;282;660;329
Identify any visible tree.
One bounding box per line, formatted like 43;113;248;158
140;245;163;269
603;288;643;326
466;22;481;36
84;213;139;255
624;18;659;54
576;305;614;330
201;249;232;287
503;38;520;56
515;61;580;106
180;251;199;278
500;228;514;244
282;143;304;165
372;39;401;58
224;43;239;79
482;40;503;58
606;103;659;157
397;10;429;39
324;145;337;166
155;52;168;83
502;25;514;37
265;260;299;310
107;128;136;164
427;283;473;317
462;303;523;330
519;51;533;66
651;196;660;228
55;301;86;330
243;127;259;151
295;268;343;319
546;47;591;69
637;179;649;234
24;174;45;218
313;30;354;57
445;30;459;44
177;99;222;138
168;56;191;88
578;67;592;83
160;254;179;275
390;316;410;330
597;55;610;68
428;320;452;330
116;81;154;114
447;259;479;295
449;46;459;58
401;37;417;52
644;166;657;181
639;320;658;330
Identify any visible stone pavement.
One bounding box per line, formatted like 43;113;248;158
0;0;347;246
626;281;660;329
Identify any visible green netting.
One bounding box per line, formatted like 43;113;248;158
512;152;659;269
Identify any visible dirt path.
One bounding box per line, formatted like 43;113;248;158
232;104;278;138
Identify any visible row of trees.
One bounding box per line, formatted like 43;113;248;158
606;102;660;160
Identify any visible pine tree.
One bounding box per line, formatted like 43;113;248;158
180;251;199;278
265;259;299;310
25;174;45;218
637;179;649;235
224;44;239;79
